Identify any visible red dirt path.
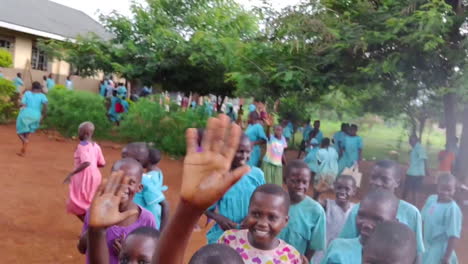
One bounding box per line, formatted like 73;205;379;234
0;124;466;263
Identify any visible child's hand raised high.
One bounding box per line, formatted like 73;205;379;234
88;171;139;228
181;114;250;210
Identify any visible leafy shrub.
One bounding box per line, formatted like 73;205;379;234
0;49;13;67
119;98;207;156
0;78;18;122
52;84;67;90
43;89;112;138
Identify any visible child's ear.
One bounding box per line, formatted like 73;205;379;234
137;183;143;193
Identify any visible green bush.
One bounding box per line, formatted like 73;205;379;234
0;78;18;122
52;84;67;90
43;89;112;138
0;49;13;67
119;98;207;156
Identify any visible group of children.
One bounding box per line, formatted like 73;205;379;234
59;114;463;264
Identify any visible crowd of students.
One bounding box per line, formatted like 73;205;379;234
55;111;461;264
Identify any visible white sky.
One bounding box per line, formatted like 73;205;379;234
51;0;300;20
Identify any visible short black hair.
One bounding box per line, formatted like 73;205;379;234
364;221;417;263
375;160;402;181
284;160;310;179
335;174;357;188
437;172;456;186
32;81;42;90
189;244;244;264
250;184;291;212
321;137;331;148
350;124;358;130
149;148;162;165
361;189;399;219
127;226;160;240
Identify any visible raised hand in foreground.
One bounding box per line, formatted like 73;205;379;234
155;114;249;264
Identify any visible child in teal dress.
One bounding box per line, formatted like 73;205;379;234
314;138;339;198
279;160;326;261
245;112;267;167
304;138;319;176
321;190;399;264
205;135;265;243
338;124;362;173
13;73;24;92
422;173;462;264
333;123;348;153
46;73;56;91
16;81;47;156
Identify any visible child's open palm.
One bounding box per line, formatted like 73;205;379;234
88;171;139;228
181;115;250;209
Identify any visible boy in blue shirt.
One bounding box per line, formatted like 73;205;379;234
403;135;429;206
279;160;326;261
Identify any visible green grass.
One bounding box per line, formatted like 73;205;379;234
290;120;445;169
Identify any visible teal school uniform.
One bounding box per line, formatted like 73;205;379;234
100;83;107;97
338;135;363;173
422;195;462;264
117;86;127;98
13;77;24;92
46;78;55;90
283;122;294;140
320;237;362;264
16;91;48;134
407;143;427;176
245;123;267;167
279;196;326;259
316;147;339;182
333;131;345;153
108;96;122;122
303;125;312;142
133;170;168;229
304;147;319;173
312;130;323;145
339;200;425;254
206;167;265;243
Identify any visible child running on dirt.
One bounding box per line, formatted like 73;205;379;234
122;142;170;230
79;158;156;264
16;81;48;156
279;160;326;262
64;122;105;222
86;171;160;264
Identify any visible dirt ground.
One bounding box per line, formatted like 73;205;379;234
0;124;467;263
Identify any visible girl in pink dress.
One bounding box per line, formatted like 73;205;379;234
64;122;106;221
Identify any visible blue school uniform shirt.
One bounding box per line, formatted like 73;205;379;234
339;199;425;254
245;123;267;167
333;131;346;152
13;77;24;92
338;135;363;172
46;78;55;90
283;122;294;139
206;167;265;244
320;237;362;264
303;124;312;141
117;86;127;98
317;147;339;177
133;170;167;229
279;196;326;259
422;195;462;264
312;130;324;145
304;147;319;173
407;143;427;176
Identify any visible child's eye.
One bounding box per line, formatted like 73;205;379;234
119;257;129;264
138;261;150;264
268;215;278;222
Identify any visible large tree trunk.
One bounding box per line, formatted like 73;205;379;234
456;104;468;181
444;93;458;149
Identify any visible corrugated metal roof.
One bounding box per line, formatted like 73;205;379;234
0;0;112;40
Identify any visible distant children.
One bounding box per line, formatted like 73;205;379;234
64;122;106;222
189;244;244;264
314;138;339;198
422;173;462;264
321;190;399;264
245;112;267;167
46;73;55;91
362;221;417;264
79;158;156;264
262;125;288;185
205;134;265;243
66;75;73;90
13;72;24;92
109;90;129;125
85;171;159;264
282;119;294;143
279;160;326;261
338;124;362;173
332;123;348;153
311;175;356;264
16;81;48;156
304;138;319;178
219;184;302;263
403;135;429;206
310;120;323;145
122;142;169;230
339;160;425;255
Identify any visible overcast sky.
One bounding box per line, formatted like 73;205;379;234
52;0;300;20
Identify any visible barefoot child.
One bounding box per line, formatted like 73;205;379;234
338;124;362;174
422;173;462;264
321;190;399;264
311;175;356;264
262;125;288;185
87;171;160;264
279;160;327;261
64;122;105;222
314;138;339;199
403;135;429;206
122;143;169;230
219;184;302;263
205;134;265;243
362;221;417;264
339;160;425;257
16;81;48;156
245;112;267;167
79;158;156;264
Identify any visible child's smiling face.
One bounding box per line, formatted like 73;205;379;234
334;177;356;204
285;167;310;202
112;160;143;212
437;180;456;202
232;137;251;169
244;192;289;250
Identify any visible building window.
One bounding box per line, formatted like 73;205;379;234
0;35;13;51
31;45;48;71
